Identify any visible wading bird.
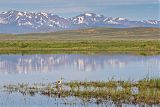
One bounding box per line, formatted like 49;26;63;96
56;77;64;86
55;77;64;98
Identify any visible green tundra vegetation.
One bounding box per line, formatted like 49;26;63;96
3;78;160;105
0;27;159;54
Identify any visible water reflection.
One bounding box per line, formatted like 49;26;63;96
0;54;159;83
0;54;159;74
0;92;147;107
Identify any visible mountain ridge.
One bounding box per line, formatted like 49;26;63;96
0;10;159;34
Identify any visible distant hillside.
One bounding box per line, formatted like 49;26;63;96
0;10;159;34
0;27;159;40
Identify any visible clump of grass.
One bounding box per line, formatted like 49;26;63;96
3;78;160;105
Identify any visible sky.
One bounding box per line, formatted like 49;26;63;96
0;0;159;20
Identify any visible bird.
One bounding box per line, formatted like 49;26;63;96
55;77;64;89
57;77;64;86
55;77;64;98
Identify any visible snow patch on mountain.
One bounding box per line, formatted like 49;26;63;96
17;12;23;16
0;10;159;34
107;20;119;24
77;16;84;24
85;13;92;17
143;20;160;25
2;12;7;14
116;17;127;21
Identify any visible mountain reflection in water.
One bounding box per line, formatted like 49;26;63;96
0;54;159;74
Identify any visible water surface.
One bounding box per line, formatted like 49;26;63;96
0;54;160;107
0;54;159;84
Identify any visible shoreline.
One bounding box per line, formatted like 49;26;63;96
3;78;160;105
0;40;159;55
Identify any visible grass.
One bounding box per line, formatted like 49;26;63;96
3;78;160;105
0;40;160;54
0;27;160;55
0;27;160;40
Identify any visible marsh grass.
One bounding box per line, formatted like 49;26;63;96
0;40;160;52
0;40;159;56
3;78;160;105
0;27;160;55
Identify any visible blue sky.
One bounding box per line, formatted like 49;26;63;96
0;0;159;20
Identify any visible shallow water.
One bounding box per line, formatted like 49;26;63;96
0;54;160;107
0;92;151;107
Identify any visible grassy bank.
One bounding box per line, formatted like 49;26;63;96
0;27;159;54
1;40;160;51
0;40;160;54
3;78;160;105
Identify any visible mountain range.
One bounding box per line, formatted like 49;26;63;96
0;10;159;34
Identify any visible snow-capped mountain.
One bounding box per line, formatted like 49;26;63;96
143;20;160;25
0;10;159;34
0;10;71;33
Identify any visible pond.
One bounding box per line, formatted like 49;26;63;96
0;54;160;107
